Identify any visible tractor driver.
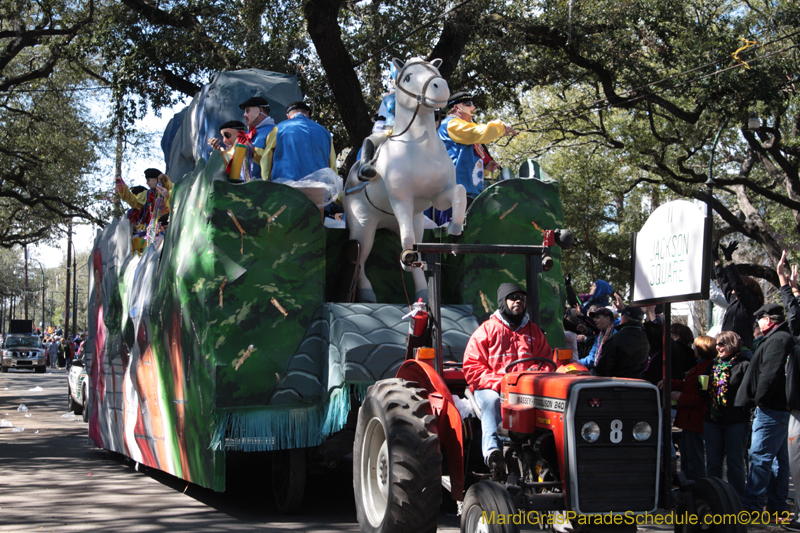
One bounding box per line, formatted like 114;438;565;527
463;283;553;478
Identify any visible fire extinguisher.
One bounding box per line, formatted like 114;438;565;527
406;298;429;337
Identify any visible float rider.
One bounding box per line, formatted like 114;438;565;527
438;92;516;199
116;168;173;254
462;283;553;478
208;120;246;167
235;96;276;181
260;101;337;182
357;62;399;181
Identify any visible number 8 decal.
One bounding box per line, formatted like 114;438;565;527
610;419;623;443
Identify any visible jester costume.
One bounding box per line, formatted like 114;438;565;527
118;174;173;254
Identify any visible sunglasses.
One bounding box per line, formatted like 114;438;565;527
222;132;233;139
716;342;727;348
507;294;526;302
460;101;474;108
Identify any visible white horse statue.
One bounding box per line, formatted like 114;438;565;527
343;57;467;303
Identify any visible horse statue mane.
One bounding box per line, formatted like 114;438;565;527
343;57;467;303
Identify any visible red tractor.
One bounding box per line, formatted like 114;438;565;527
353;239;745;533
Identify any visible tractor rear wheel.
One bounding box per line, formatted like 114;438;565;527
272;448;306;514
354;378;441;533
675;477;745;533
461;480;520;533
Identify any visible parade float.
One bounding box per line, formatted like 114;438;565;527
84;63;568;513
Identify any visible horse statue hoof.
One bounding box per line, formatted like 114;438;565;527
355;288;378;303
447;221;463;235
358;163;377;181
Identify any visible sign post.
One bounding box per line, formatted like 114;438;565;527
630;199;711;510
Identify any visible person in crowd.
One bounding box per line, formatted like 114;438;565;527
116;168;173;254
49;336;58;368
665;335;716;480
714;240;765;350
577;307;615;372
780;252;800;531
777;250;800;336
438;91;516;200
208;120;246;165
57;337;70;369
593;306;649;379
736;302;793;516
64;336;76;372
642;318;696;385
463;283;552;479
260;101;336;183
703;331;751;499
563;309;589;361
568;279;615;316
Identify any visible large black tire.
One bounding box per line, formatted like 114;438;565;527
675;477;745;533
272;448;306;514
1;366;8;373
35;365;46;373
461;480;520;533
353;378;442;533
82;385;89;423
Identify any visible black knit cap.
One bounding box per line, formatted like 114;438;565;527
447;91;473;109
220;120;246;130
239;96;270;111
286;101;311;114
144;168;162;181
497;283;526;328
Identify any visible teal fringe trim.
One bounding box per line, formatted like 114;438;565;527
211;383;374;452
319;382;372;438
319;386;350;439
211;405;324;452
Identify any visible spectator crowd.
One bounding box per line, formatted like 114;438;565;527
564;243;800;528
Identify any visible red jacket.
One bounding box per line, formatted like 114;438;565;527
464;312;552;393
671;359;712;433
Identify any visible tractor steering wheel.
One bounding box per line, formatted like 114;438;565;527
504;357;557;374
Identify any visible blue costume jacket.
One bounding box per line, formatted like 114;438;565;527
438;116;483;197
265;115;334;182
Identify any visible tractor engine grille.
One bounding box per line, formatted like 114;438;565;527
568;383;660;514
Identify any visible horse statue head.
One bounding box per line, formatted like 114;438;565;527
343;57;467;303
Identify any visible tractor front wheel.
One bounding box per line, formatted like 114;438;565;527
353;378;442;533
461;480;520;533
675;477;745;533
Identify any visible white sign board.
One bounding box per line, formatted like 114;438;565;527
630;200;709;305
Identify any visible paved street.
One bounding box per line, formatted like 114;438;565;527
0;369;461;533
0;368;788;533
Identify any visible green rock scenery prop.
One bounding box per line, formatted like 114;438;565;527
86;152;566;491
